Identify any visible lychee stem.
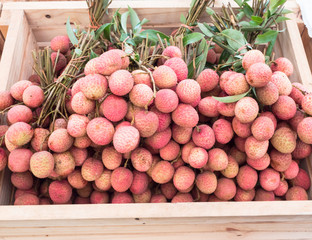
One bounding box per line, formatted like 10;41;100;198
124;158;130;168
195;126;200;133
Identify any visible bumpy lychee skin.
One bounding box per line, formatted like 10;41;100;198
270;149;292;172
251;116;274;141
291;168;311;190
173;166;195;192
219;71;236;90
50;35;70;53
51;52;67;72
283;160;299;180
290;82;305;105
256;82;279;106
254;189;275;201
4;134;19;152
74;135;92;149
129;84;154;107
245;136;269;159
76;183;92;198
301;94;312;116
207;148;228;171
109;70;134;96
159;140;180;161
246;62;272;87
11;171;33;190
259;168;280;191
109;49;129;69
162;46;182;60
224;73;250;96
132;70;152;87
79;74;108;100
48;129;73;153
112;192;134;204
111;167;133;192
100;95;127;122
221;156;239;178
0;148;7;171
192;124;215;150
130;171;149;195
131;147;153;172
153;65;178;89
273;180;288;197
164;57;188;82
53;151;75;177
6;122;34;146
0;91;14;111
247;153;270;171
161;182;177;199
242;49;265;70
151;194;167;203
214;178;236;201
196;69;219;92
176;79;201;104
50;118;67;131
234;187;255;201
49;180;72;204
71;92;95;115
196;171;217;194
7;105;32;124
133;188;152;203
188;147;208;169
150;106;171;132
181;140;196;163
217;102;236;117
134;111;158;138
171;193;193;203
113;126;140;153
8;148;32;173
30;151;54;178
236;165;258;190
10;80;33;101
206;48;217;64
81;158;104;181
94;170;112;191
232;117;251;138
90;191;109;204
155;89;179;113
272;96;296;121
86;117;114;146
271;57;294;77
172;104;199;128
297;117;312;144
198;96;219;117
286;186;308;200
292;140;312;160
172;124;192;145
271;127;296;154
230;146;246;165
67;169;88;189
101;146;122;170
289;111;305;132
260;112;277;130
14;193;39;205
213;119;234;144
145;127;171;150
270;71;292;96
152;160;175;184
88;51;122;76
234;97;259;123
67;114;89;138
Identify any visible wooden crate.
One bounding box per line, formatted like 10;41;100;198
0;1;312;239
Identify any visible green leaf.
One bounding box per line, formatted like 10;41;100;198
126;38;136;46
75;48;82;56
275;16;290;23
255;30;278;44
234;0;243;7
190;0;197;10
221;29;247;51
133;18;149;33
265;32;278;56
66;18;78;45
197;39;207;55
269;0;287;12
121;11;129;34
90;49;98;59
236;12;245;21
251;16;263;25
212;88;251;103
183;32;204;46
128;6;141;33
206;7;215;16
137;29;169;43
282;9;293;14
198;23;214;38
243;4;253;18
180;14;186;24
124;43;134;55
95;23;112;40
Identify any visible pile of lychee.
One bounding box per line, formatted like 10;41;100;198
0;35;311;205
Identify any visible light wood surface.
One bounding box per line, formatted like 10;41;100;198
0;1;311;239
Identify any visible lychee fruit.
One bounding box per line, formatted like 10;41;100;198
81;158;104;181
111;192;134;203
48;128;73;152
100;95;128;122
130;170;149;194
6;122;34;146
151;194;167;203
159;140;180;161
79;74;108;100
246;62;272;87
111;167;133;192
8;148;32;173
50;35;70;53
272;96;296;121
220;156;239;178
196;69;219;92
109;70;134;96
49;180;72;204
161;182;177;199
198;96;219;117
290;168;311;190
51;52;67;72
7;105;33;124
232;116;252;138
188;147;208;169
259;168;280;191
234;187;255;201
273;179;288;197
212;119;234;144
271;57;293;76
270;149;292;172
129;84;154;108
254;189;275;201
131;147;153;172
251;116;275;141
283;160;299;180
11;171;33;190
90;191;109;204
67;169;88;189
207;148;228;171
224;73;249;95
171;193;193;203
270;127;296;154
234;97;259;123
214;178;236;201
245;136;269;159
113;126;140;153
164;57;188;82
155;89;179;113
270;71;292;96
14;193;39;205
242;49;265;70
94;170;112;191
192;124;215;150
172;124;192;145
71;92;95;115
286;186;308;200
86;117;115;146
53;151;75;177
236;165;258;190
88;51;122;76
0;91;14;111
173;166;195;192
247;153;270;171
153;65;177;89
109;49;129;69
151;160;175;184
30;151;54;178
255;81;279;106
132;70;152;88
134;110;159;137
67;114;89;138
10;80;33;101
176;79;201;104
217;101;236;117
102;146;122;170
196;171;217;194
